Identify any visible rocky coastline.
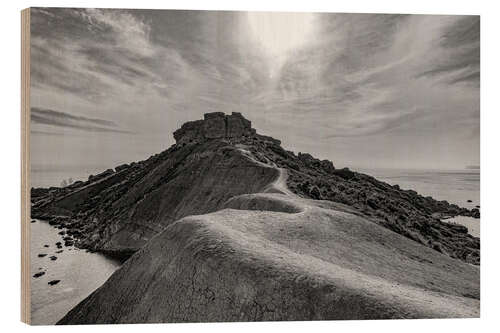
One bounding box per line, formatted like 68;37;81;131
31;112;479;265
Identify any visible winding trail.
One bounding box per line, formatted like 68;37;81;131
58;147;479;324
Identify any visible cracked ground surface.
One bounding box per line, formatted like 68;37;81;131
58;167;479;324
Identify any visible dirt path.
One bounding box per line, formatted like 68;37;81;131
59;146;480;324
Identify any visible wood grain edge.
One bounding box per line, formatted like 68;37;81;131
21;7;31;325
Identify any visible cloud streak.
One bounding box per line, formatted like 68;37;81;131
29;8;479;171
31;107;131;134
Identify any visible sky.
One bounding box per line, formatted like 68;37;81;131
30;8;479;183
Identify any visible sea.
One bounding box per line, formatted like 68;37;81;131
356;167;480;238
30;220;120;325
29;167;480;324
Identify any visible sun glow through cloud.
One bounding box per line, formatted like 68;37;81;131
246;12;315;74
30;9;479;171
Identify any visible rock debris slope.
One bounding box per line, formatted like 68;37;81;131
47;113;480;323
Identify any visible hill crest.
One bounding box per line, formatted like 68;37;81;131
31;112;479;264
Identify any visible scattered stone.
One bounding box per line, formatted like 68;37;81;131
55;250;63;253
44;245;49;248
33;272;45;278
476;205;480;208
50;256;58;261
38;254;47;258
31;220;36;223
467;199;473;203
115;163;130;172
48;280;60;286
309;186;321;200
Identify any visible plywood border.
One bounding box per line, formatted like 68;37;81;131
21;7;31;325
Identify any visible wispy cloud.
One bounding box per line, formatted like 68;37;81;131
29;9;479;170
31;107;131;134
414;16;479;87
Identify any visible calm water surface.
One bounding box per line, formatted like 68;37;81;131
358;168;480;237
30;219;120;325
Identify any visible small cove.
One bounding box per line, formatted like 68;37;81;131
30;219;120;325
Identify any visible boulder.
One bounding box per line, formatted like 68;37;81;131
320;160;335;173
310;186;321;200
115;164;130;172
48;280;60;286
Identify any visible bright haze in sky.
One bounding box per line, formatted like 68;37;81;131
30;8;479;180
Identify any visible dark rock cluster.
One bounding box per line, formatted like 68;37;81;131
48;280;60;286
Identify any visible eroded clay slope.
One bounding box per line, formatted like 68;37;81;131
32;112;479;264
32;141;279;258
58;171;479;324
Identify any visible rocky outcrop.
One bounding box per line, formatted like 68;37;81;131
173;112;258;144
245;140;480;265
298;152;335;173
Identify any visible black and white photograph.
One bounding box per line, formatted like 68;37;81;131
19;5;484;326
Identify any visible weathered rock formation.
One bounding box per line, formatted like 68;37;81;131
32;112;479;263
173;112;281;146
29;112;480;322
174;112;256;144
